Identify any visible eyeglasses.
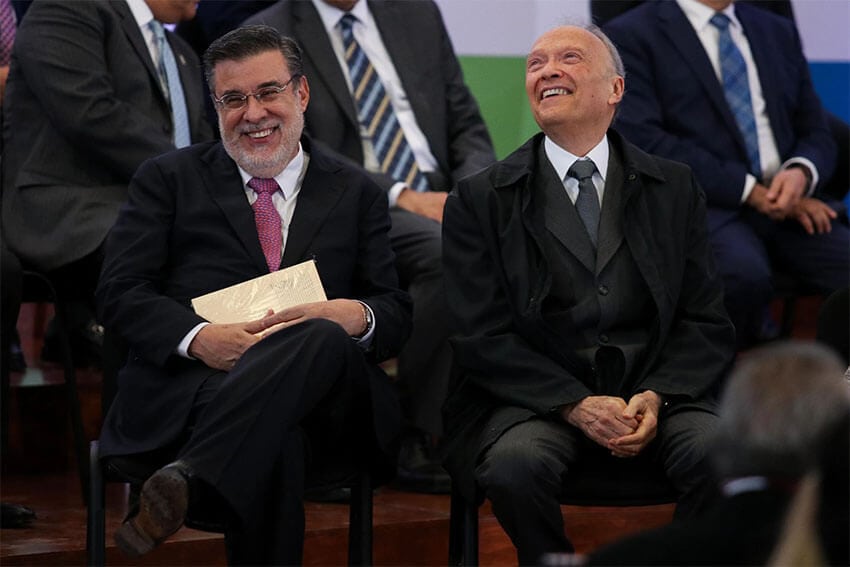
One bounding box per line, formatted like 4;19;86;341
212;75;301;111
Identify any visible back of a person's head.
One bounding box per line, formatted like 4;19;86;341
712;341;850;480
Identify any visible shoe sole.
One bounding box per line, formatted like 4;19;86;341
114;467;188;558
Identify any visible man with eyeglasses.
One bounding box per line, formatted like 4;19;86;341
1;0;213;367
97;25;411;564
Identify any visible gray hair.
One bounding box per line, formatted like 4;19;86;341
203;25;304;94
712;341;850;479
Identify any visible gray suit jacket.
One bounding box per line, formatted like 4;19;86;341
245;0;495;192
1;0;213;271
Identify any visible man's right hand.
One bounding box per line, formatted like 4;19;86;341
396;187;448;223
746;183;787;220
188;316;275;372
561;395;639;450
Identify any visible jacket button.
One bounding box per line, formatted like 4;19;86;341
598;284;609;296
599;334;609;344
628;174;636;181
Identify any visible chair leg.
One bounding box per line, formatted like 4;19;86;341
448;484;480;567
53;299;90;501
348;471;372;566
779;294;798;338
86;441;106;567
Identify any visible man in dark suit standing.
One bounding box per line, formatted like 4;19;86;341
603;0;849;348
441;24;735;564
99;25;410;564
1;0;214;363
245;0;496;491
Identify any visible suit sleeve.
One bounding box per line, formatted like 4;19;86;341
96;159;207;367
443;183;594;415
14;1;174;181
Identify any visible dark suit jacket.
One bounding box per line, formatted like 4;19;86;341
441;131;735;498
587;489;793;565
96;137;411;462
603;1;835;226
244;0;495;192
1;0;213;271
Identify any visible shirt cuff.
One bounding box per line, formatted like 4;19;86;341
781;157;818;196
177;321;209;358
388;182;407;208
740;174;757;203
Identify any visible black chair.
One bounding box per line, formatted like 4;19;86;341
447;455;677;566
19;268;89;500
85;331;375;566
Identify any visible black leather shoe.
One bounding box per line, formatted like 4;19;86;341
393;433;451;494
0;502;36;528
114;462;190;558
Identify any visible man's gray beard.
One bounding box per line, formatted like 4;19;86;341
221;113;304;178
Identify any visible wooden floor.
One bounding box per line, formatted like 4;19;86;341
1;297;823;565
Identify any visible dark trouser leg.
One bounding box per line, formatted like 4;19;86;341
388;208;452;436
652;407;719;519
178;318;373;565
475;419;581;565
770;213;850;294
708;213;773;349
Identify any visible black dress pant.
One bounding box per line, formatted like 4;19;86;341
177;318;376;565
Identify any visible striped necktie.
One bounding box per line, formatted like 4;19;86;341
338;13;428;191
710;13;761;178
567;159;600;248
149;21;191;148
248;177;282;272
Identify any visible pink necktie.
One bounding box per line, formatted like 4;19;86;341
248;177;282;272
0;0;16;66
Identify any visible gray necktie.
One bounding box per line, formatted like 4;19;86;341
567;159;600;248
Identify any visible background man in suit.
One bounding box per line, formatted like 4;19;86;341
98;26;411;564
587;341;850;566
0;0;213;365
441;24;735;564
245;0;497;492
603;0;850;348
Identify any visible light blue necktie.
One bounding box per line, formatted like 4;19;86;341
568;159;600;249
150;21;191;148
338;14;429;191
710;13;761;178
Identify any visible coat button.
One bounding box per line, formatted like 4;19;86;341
599;334;609;344
628;174;636;181
598;284;609;296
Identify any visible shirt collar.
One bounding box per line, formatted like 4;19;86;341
311;0;375;33
237;142;306;201
544;134;610;183
125;0;155;29
677;0;741;33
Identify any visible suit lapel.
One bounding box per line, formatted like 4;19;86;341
110;1;168;106
281;152;346;266
659;2;746;156
200;145;270;273
596;145;625;274
369;1;436;146
537;149;596;273
292;1;359;129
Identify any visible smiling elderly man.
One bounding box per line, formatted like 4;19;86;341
96;25;410;565
441;24;735;564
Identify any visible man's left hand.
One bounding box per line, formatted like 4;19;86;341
608;391;663;458
258;299;367;338
791;197;837;235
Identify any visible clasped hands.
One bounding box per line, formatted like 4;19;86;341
187;299;365;371
562;391;662;458
747;167;837;234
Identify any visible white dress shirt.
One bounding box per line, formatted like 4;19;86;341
677;0;818;200
544;135;610;207
311;0;438;206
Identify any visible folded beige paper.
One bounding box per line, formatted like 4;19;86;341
191;259;327;324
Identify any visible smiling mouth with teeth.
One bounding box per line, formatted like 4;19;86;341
541;88;571;100
247;127;275;139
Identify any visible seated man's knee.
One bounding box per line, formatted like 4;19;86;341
476;433;563;498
